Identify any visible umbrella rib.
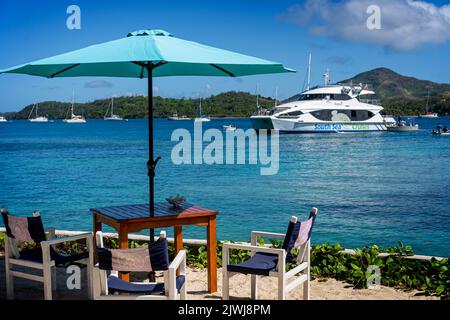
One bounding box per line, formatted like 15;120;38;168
210;64;235;77
49;64;80;78
132;61;167;79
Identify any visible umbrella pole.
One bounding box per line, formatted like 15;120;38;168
147;65;155;242
147;65;156;283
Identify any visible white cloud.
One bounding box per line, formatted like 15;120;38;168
84;80;112;88
280;0;450;50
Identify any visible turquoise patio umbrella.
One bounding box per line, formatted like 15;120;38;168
0;29;294;239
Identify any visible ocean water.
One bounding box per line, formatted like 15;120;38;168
1;117;450;257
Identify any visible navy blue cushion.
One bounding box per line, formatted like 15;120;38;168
227;252;279;276
107;274;186;295
19;246;88;266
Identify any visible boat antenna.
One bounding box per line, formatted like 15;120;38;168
307;52;312;91
323;68;330;86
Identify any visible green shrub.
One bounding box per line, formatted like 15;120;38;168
0;232;448;299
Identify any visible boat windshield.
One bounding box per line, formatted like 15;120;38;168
298;93;351;101
270;107;290;115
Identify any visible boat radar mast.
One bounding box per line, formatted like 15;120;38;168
323;68;330;86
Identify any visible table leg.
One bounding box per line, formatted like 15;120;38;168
92;214;102;264
174;226;183;253
118;225;129;282
207;216;217;293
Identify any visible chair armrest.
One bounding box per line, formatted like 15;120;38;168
251;231;286;239
166;250;186;299
41;232;92;247
169;250;186;272
250;231;286;245
222;242;285;255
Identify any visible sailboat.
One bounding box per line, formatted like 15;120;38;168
194;97;210;122
0;116;7;123
28;104;48;122
419;90;438;118
63;90;86;123
104;97;124;121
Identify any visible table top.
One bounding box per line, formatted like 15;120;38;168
91;202;218;222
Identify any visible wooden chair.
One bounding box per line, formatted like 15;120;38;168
222;207;317;300
1;208;93;300
91;230;187;300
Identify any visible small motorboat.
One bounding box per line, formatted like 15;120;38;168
222;124;237;132
387;117;419;132
432;125;450;136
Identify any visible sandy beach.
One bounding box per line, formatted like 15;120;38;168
0;256;437;300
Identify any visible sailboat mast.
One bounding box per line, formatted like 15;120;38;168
71;89;75;116
275;86;278;107
199;97;202;116
426;90;430;113
256;83;259;109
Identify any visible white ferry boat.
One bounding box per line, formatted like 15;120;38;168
251;83;395;133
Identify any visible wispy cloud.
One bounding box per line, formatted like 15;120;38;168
279;0;450;51
326;55;353;65
84;80;113;88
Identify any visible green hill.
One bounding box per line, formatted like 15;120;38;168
340;67;450;99
5;91;275;120
287;68;450;116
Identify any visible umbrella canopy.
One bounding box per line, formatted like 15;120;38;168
0;29;294;78
0;29;295;241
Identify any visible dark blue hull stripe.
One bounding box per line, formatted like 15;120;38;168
278;130;384;134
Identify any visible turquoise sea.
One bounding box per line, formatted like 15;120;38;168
1;117;450;257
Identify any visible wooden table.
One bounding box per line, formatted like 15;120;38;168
91;202;218;293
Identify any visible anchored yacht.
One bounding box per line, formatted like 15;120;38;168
194;98;210;122
28;104;48;122
251;84;394;133
63;90;86;123
104;97;125;121
252;55;395;133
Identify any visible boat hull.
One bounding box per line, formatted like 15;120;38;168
63;119;86;123
29;118;49;123
387;125;419;132
251;116;387;133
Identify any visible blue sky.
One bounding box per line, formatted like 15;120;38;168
1;0;449;112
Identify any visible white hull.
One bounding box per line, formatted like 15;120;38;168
63;118;86;123
168;117;191;121
419;114;439;118
251;116;388;133
194;117;210;122
104;116;124;121
29;117;48;123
